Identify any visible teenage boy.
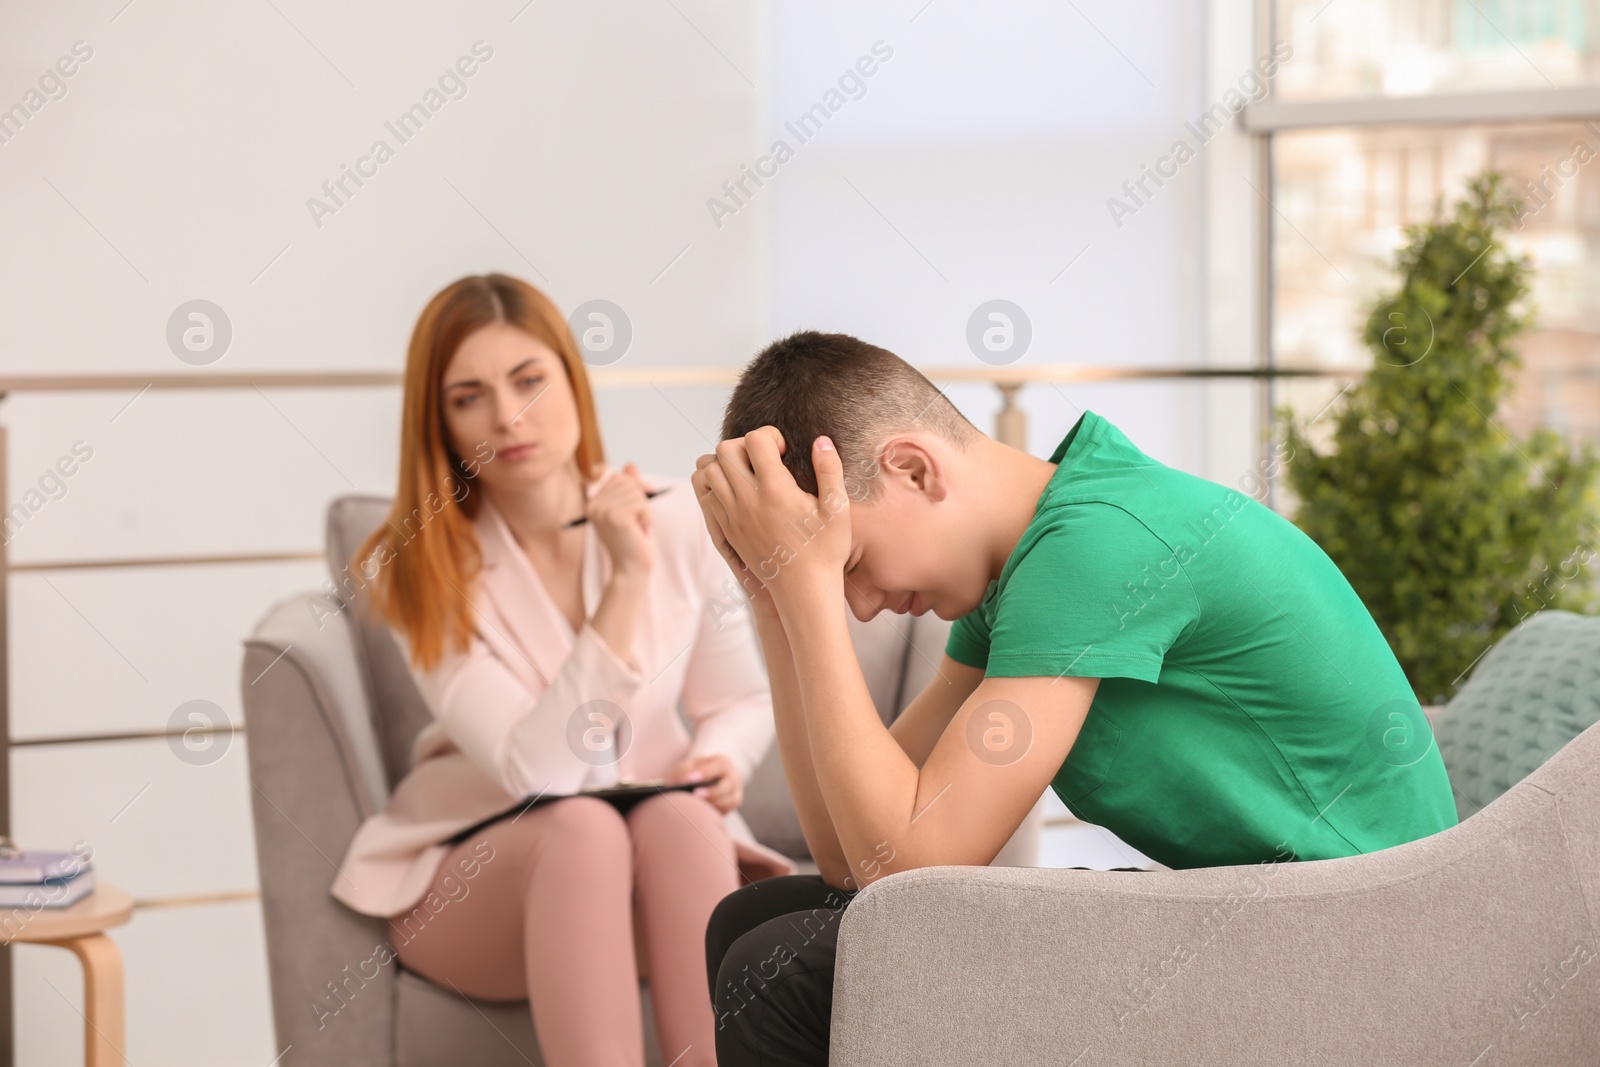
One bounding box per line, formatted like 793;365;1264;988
692;331;1456;1066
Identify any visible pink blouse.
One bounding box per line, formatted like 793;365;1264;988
330;466;797;918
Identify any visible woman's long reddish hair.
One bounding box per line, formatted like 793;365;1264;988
357;273;607;671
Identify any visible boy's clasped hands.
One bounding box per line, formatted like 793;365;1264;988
690;426;852;616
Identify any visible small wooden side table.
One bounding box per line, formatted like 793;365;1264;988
0;884;132;1067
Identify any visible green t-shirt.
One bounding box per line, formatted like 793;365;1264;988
945;411;1458;870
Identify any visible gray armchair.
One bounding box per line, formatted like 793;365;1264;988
241;495;1042;1067
828;612;1600;1066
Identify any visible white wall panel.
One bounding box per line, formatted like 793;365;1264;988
12;736;258;899
15;899;274;1067
10;561;325;740
0;0;766;376
2;390;400;564
766;0;1209;465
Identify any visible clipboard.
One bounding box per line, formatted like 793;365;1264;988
444;776;724;845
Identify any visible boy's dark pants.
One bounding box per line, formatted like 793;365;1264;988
704;874;856;1066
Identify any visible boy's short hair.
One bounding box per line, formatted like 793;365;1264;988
721;330;981;501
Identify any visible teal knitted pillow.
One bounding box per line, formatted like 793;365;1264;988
1435;610;1600;821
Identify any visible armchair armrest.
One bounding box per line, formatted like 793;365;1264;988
241;593;396;1067
830;780;1595;1066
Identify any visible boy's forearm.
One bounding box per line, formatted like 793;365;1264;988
779;577;924;881
750;607;852;885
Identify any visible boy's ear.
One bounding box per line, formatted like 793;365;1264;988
881;436;949;503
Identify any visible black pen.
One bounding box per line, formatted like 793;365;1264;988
562;486;671;529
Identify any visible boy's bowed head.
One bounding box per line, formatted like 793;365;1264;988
693;330;1013;626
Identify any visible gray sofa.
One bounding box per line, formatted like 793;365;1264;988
240;496;1040;1067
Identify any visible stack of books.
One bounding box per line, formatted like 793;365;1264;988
0;844;95;909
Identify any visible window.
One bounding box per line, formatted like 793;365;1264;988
1253;0;1600;446
1277;0;1599;99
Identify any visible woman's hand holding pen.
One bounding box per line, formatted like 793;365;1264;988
666;753;743;814
587;462;657;578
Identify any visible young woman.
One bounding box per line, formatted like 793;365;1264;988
329;273;794;1067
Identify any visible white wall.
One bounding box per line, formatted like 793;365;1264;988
1;1;764;1063
762;0;1214;471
